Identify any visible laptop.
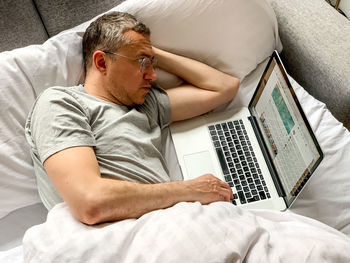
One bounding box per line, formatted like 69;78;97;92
170;50;323;211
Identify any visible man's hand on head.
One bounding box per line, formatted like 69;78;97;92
152;46;240;123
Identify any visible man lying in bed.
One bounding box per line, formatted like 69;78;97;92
25;11;240;225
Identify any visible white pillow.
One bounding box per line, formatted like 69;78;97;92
0;0;281;218
0;33;84;218
115;0;282;86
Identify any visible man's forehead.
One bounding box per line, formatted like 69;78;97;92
121;31;153;55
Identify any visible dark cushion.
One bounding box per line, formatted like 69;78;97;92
34;0;126;37
0;0;48;52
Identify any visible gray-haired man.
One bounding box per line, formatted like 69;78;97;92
26;11;240;224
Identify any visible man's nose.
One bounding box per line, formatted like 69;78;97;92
143;66;157;81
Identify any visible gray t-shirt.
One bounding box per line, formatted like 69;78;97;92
25;84;171;210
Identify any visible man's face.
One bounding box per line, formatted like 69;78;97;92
105;30;157;107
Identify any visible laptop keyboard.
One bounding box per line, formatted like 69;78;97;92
208;120;271;205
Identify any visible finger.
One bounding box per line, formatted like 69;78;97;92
223;184;234;200
219;187;233;201
217;179;232;191
205;174;234;201
221;180;231;189
211;178;233;200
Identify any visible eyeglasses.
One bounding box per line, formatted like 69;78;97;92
103;50;157;73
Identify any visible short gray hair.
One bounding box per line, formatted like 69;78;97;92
82;11;150;73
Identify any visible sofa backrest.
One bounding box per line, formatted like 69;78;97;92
34;0;126;37
268;0;350;129
0;0;48;52
0;0;126;52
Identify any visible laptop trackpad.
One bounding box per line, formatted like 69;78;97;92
183;151;216;180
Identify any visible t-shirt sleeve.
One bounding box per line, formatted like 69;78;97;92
26;88;96;164
140;84;171;129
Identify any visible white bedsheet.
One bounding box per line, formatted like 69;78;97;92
18;60;350;262
0;246;23;262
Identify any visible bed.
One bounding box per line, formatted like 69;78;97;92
1;0;350;262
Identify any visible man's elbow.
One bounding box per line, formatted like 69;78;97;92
69;195;104;225
78;206;102;225
223;76;240;102
71;205;99;226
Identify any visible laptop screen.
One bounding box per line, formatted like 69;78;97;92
249;52;323;206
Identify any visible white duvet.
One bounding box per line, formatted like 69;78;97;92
21;61;350;262
23;202;350;262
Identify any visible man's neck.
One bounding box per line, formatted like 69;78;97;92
83;73;116;104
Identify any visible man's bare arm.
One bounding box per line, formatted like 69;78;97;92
153;47;240;122
44;146;233;225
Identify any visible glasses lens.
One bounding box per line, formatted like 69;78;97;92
140;57;156;73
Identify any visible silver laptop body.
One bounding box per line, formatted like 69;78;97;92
170;51;323;211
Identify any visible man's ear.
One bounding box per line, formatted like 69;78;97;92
93;51;108;74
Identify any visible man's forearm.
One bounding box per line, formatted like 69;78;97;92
80;174;233;225
84;178;186;224
153;47;240;122
154;47;239;92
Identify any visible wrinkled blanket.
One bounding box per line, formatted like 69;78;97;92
23;202;350;262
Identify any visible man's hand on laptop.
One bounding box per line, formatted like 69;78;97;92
184;174;234;204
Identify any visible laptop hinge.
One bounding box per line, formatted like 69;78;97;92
248;116;286;198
